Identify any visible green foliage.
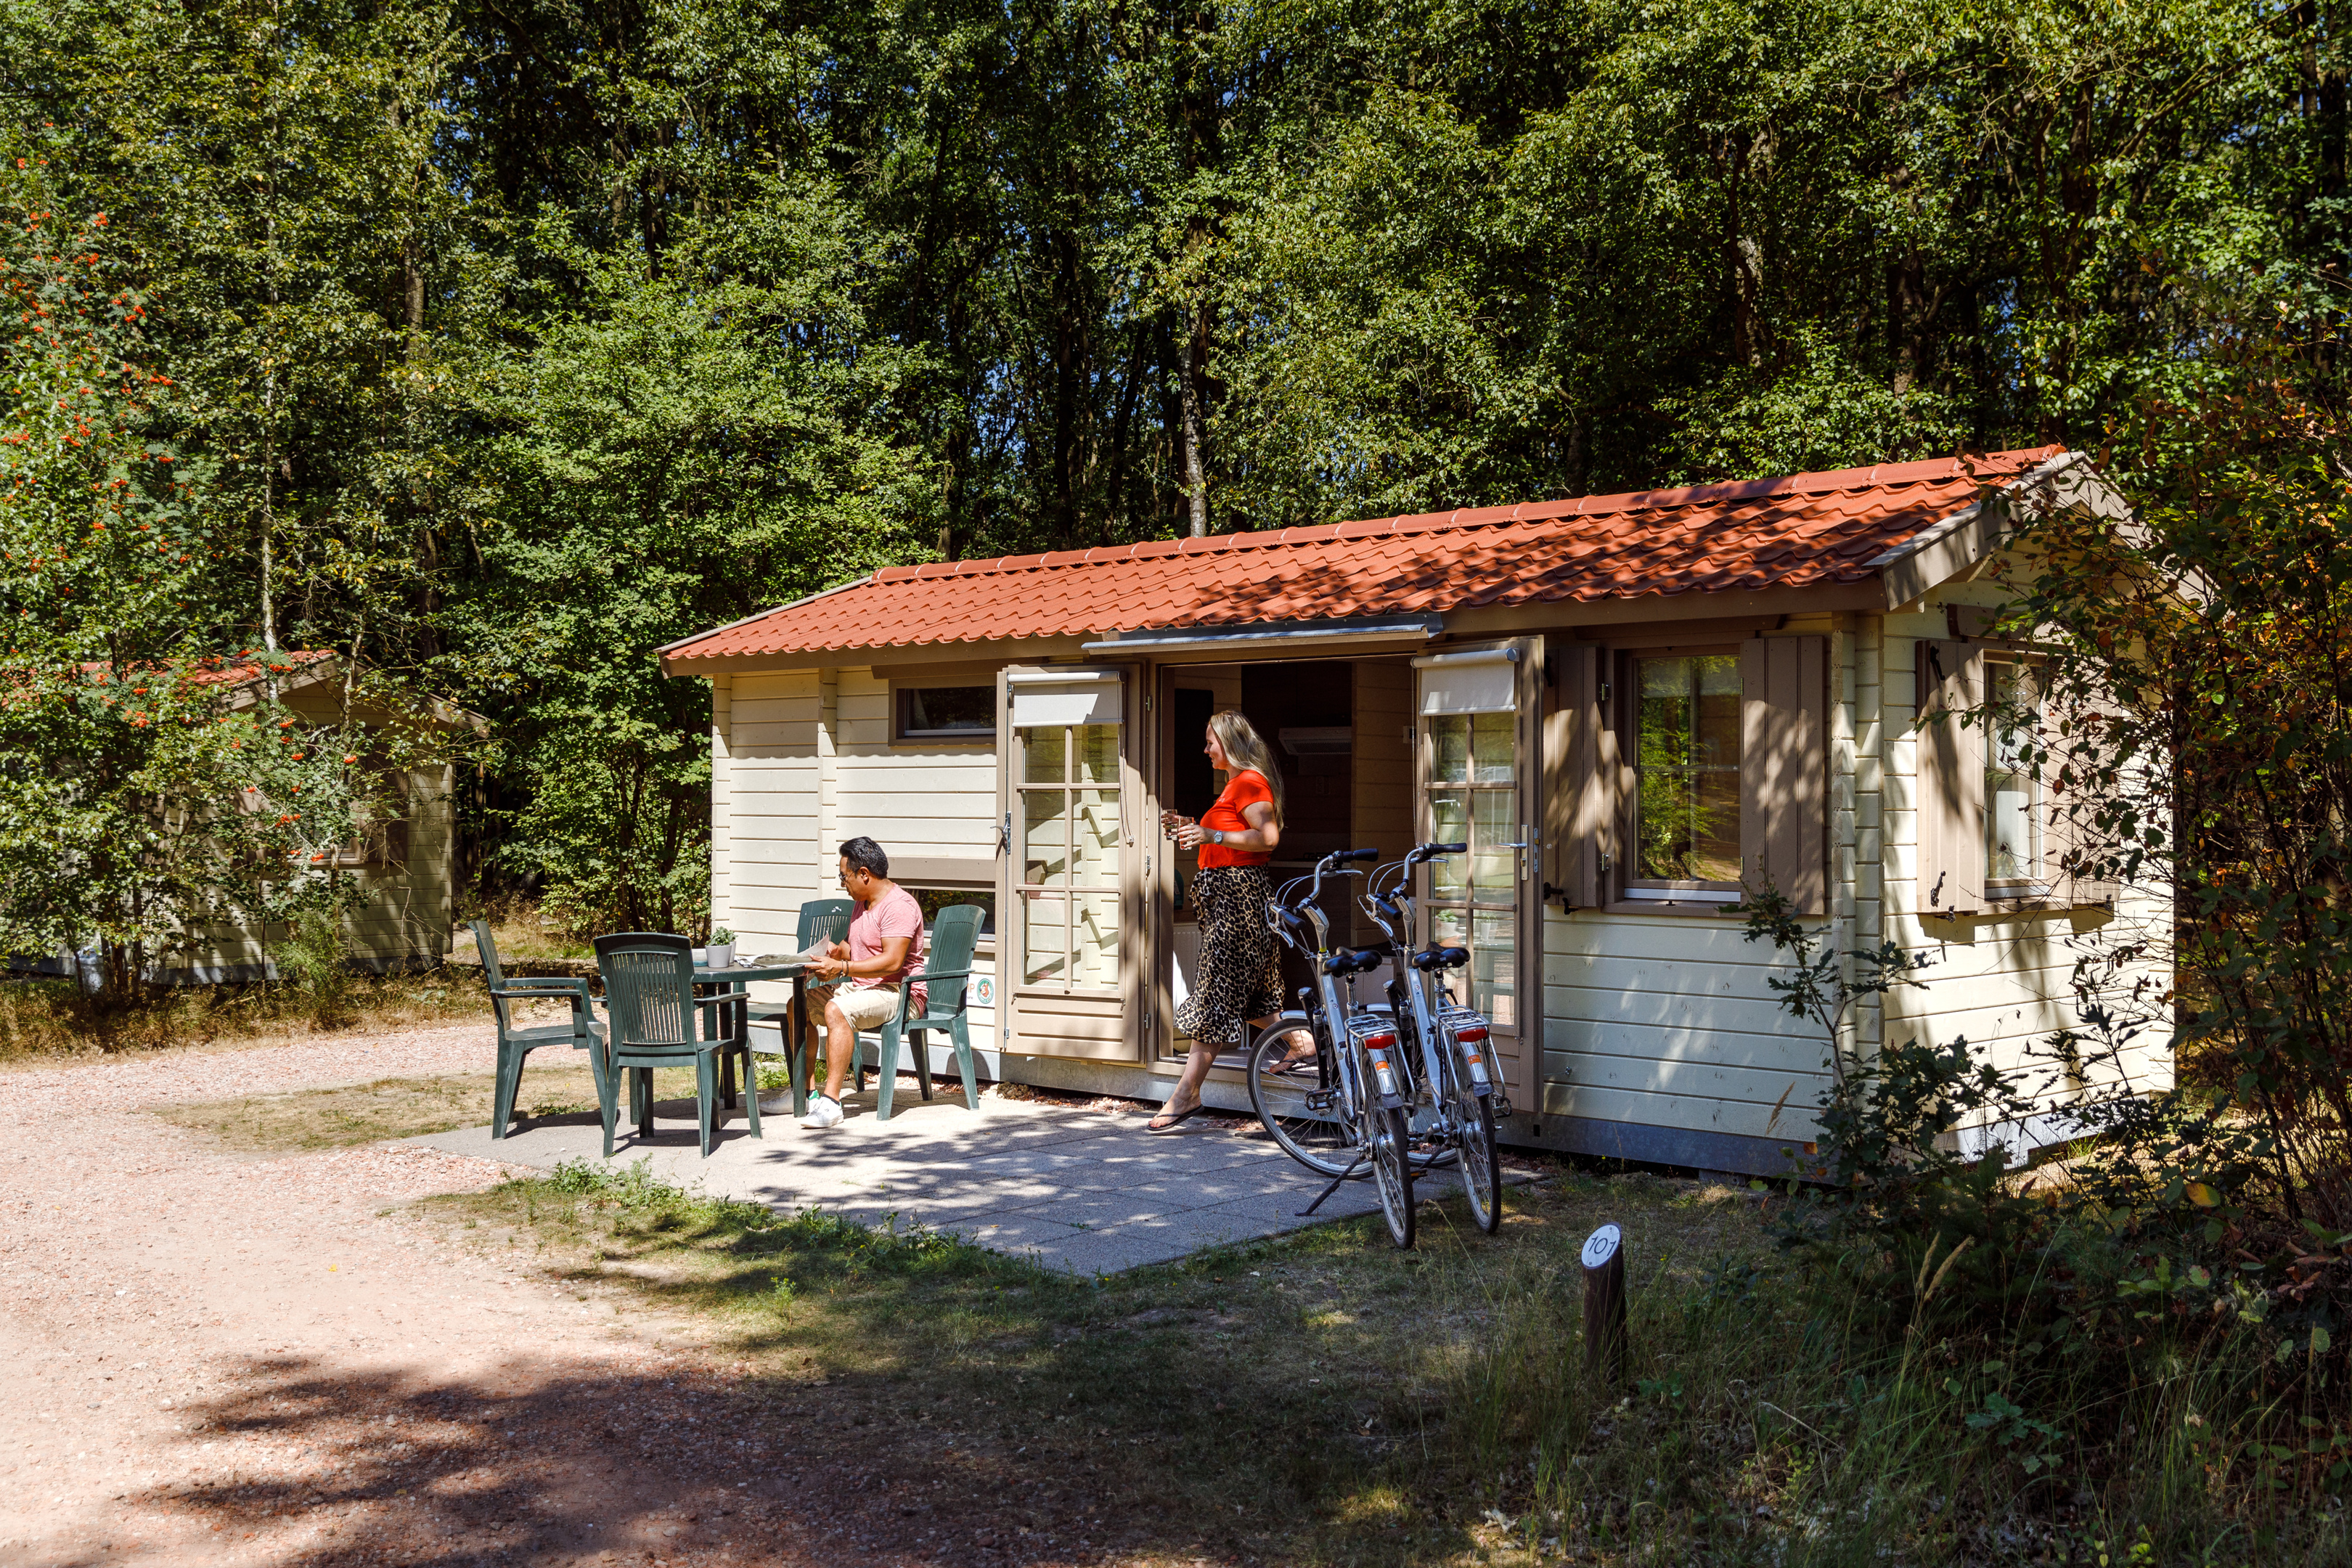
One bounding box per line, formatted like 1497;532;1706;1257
0;142;368;994
270;905;351;1028
463;191;932;934
9;0;2349;932
2003;328;2352;1235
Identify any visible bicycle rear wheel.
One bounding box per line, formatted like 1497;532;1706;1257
1456;1092;1501;1233
1246;1019;1359;1178
1370;1104;1416;1249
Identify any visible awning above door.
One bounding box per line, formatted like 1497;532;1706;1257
1006;668;1124;726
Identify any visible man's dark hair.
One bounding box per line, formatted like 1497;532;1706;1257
839;836;889;878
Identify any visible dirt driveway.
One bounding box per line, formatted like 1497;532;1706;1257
0;1028;1142;1568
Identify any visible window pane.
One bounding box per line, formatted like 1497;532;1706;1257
908;887;995;937
1988;775;2035;881
1024;725;1066;784
905;686;994;735
1471;790;1516;895
1986;663;2040;882
1073;894;1121;988
1471;909;1516;1026
1021;892;1066;984
1471;711;1514;783
1021;791;1067;886
1430;715;1469;784
1429;793;1469;896
1077;724;1120;785
1636;655;1743;882
1073;788;1122;887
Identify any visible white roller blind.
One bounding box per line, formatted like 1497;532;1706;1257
1008;669;1124;727
1413;648;1518;715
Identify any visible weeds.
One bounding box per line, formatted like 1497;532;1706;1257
0;970;486;1059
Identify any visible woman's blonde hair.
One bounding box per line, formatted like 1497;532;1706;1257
1207;710;1285;825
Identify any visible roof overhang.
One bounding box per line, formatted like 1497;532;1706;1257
1080;613;1443;660
1870;450;2129;610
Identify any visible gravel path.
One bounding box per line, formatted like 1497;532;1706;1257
0;1028;1152;1568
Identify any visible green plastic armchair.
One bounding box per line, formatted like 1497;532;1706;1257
471;920;604;1140
592;932;761;1158
853;903;987;1121
746;898;854;1116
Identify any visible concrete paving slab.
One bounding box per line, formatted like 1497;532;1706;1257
412;1083;1389;1273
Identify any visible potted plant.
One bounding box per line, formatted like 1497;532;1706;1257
705;926;735;970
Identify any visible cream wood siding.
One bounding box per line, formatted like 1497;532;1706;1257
714;663;1004;1034
165;761;457;979
1536;607;2170;1154
833;666;998;862
722;669;825;960
1539;905;1834;1140
1881;608;2174;1131
711;674;734;934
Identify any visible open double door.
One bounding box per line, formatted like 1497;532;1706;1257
989;645;1542;1112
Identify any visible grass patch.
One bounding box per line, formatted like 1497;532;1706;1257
152;1061;801;1152
147;1064;727;1150
416;1157;2347;1565
0;971;491;1062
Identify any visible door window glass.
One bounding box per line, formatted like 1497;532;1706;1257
1015;721;1122;992
1421;708;1519;1037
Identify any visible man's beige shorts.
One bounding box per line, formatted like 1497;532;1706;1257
807;984;900;1030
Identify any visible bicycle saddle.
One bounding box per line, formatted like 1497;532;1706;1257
1409;946;1471;971
1320;947;1384;976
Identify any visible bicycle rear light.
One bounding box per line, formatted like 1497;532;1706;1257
1442;1006;1495;1094
1347;1013;1404;1105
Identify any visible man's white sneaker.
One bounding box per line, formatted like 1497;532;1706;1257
798;1095;844;1130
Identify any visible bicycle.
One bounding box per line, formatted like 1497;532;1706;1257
1362;841;1510;1234
1241;845;1421;1248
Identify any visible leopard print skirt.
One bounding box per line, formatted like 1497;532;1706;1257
1175;864;1283;1048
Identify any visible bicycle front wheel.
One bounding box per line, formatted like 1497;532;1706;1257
1456;1092;1501;1234
1246;1019;1359;1179
1370;1104;1416;1249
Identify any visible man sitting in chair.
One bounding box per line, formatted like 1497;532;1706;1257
796;836;928;1130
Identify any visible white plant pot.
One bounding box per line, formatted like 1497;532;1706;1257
706;943;733;970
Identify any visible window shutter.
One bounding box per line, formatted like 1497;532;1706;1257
2045;678;2121;909
1739;636;1827;913
1916;639;1985;915
1543;644;1604;908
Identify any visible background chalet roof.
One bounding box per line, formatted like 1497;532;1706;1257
666;446;2070;663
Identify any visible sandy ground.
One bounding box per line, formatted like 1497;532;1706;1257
0;1027;1179;1568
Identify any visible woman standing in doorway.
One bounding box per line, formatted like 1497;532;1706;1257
1150;711;1291;1133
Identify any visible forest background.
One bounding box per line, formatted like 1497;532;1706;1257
2;0;2340;942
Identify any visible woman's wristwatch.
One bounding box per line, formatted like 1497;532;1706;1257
1208;829;1225;846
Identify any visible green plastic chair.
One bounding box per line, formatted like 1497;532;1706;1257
853;903;987;1121
592;932;761;1158
745;899;854;1116
470;920;604;1140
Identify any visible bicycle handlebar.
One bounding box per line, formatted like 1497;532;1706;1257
1338;846;1381;862
1407;841;1469;865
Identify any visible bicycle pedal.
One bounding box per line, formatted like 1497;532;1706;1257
1305;1090;1336;1112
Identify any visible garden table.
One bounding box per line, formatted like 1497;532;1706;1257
692;959;809;1111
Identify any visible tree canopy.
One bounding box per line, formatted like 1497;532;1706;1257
4;0;2342;926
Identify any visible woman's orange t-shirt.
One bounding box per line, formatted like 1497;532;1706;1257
1197;769;1275;867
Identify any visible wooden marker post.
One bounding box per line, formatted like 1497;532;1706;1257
1581;1222;1627;1389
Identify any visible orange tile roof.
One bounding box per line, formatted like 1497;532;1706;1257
666;447;2070;663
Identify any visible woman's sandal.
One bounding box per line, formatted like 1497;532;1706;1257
1146;1105;1203;1134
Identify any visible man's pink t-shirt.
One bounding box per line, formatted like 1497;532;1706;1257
846;885;928;1010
